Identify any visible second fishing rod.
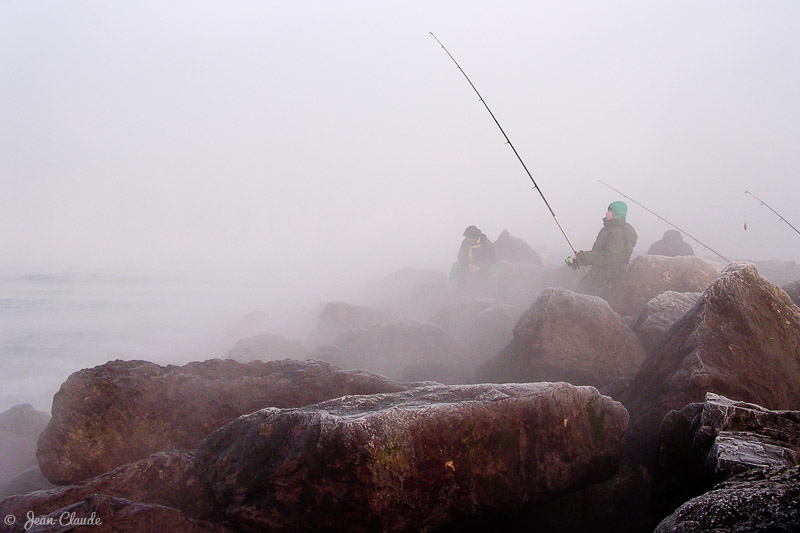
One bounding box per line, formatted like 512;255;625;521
430;33;581;262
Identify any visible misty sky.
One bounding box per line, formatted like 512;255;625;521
2;1;799;304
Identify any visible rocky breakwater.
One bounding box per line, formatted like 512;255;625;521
655;393;800;526
37;358;406;484
0;404;50;484
331;318;474;385
623;262;800;462
603;255;723;318
0;451;228;532
195;382;629;532
477;288;646;392
631;291;701;356
654;393;800;533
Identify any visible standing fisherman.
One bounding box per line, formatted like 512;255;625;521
570;201;638;296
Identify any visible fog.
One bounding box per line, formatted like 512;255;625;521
2;2;800;410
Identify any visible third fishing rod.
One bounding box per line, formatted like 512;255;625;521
744;191;800;237
597;179;731;263
430;33;581;261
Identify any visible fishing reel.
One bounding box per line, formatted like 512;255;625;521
565;256;580;270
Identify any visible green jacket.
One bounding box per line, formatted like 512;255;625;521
576;218;637;295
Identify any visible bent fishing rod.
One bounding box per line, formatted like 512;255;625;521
597;179;731;263
744;191;800;237
430;33;582;262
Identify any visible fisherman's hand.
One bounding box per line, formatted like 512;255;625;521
565;256;579;270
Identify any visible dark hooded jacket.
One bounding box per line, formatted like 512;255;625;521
647;230;694;257
457;233;496;269
576;217;637;295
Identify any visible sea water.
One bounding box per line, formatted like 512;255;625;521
0;268;283;414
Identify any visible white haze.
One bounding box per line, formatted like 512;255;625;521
1;2;799;410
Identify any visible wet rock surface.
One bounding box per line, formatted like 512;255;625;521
195;382;628;533
477;288;646;389
604;255;723;317
655;465;800;533
1;451;221;525
632;291;701;355
623;263;800;463
2;494;233;533
37;358;406;484
655;393;800;520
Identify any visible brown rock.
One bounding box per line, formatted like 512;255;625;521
632;291;701;355
2;494;232;533
0;452;220;524
195;383;628;532
654;466;800;533
477;288;646;389
37;358;406;484
624;262;800;463
654;393;800;520
603;255;723;317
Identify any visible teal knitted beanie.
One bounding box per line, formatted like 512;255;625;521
608;201;627;218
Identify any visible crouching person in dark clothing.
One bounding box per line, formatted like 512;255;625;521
448;225;497;296
647;230;694;257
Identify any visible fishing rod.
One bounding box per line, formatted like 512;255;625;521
744;191;800;237
597;179;731;263
429;33;582;263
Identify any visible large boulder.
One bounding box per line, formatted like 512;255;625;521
632;291;701;355
0;404;50;483
332;318;474;384
305;301;394;348
655;393;800;520
0;451;221;525
224;333;307;362
195;382;629;533
2;494;233;533
654;465;800;533
429;299;522;359
603;255;723;317
493;229;543;266
37;358;406;484
624;262;800;463
477;288;646;390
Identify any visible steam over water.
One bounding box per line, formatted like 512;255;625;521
0;268;293;413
